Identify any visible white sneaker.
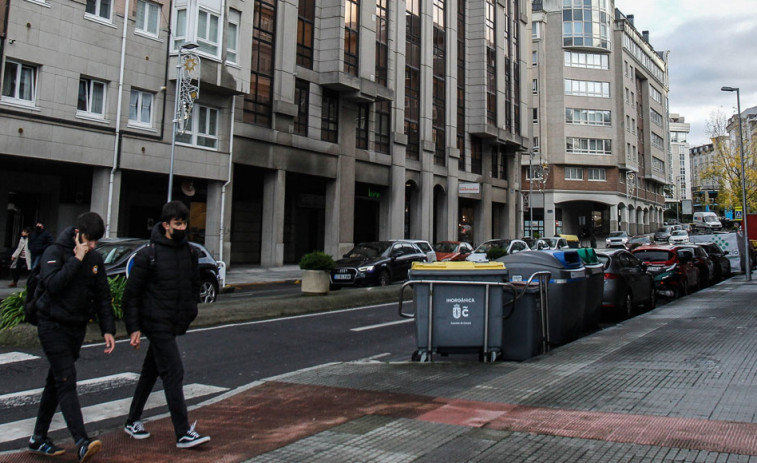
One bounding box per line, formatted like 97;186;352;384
125;420;151;439
176;421;210;449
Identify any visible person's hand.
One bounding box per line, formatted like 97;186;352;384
130;331;142;350
103;333;115;354
74;232;88;261
10;256;15;261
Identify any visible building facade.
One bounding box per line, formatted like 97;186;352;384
665;113;690;220
690;140;721;213
0;0;531;265
527;0;669;240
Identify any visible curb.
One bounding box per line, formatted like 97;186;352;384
0;285;409;348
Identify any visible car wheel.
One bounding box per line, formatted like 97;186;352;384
378;270;391;287
676;279;688;299
199;277;218;303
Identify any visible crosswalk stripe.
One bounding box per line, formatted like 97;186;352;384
0;353;39;365
0;373;140;409
0;383;229;444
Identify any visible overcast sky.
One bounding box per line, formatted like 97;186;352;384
613;0;757;147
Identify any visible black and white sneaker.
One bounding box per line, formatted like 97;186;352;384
124;420;151;439
28;436;65;456
76;439;101;463
176;421;210;449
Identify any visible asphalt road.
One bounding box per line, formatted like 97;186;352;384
0;301;416;451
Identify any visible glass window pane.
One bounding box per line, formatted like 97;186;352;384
147;3;159;33
136;1;146;29
78;80;88;111
208;109;217;135
86;0;96;14
209;15;219;42
92;82;105;113
19;66;34;100
100;0;111;18
198;11;208;39
141;93;152;122
129;90;139;120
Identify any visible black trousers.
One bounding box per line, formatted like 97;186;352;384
34;321;88;444
10;263;28;283
127;331;189;437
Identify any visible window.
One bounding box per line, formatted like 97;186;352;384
564;79;609;98
485;0;496;125
564;51;609;70
136;0;160;36
86;0;112;21
226;9;240;63
531;21;540;39
650;85;662;104
321;89;339;143
587;167;606;181
566;137;612;155
432;0;445;166
297;0;315;68
197;9;220;54
532;50;537;65
532;108;538;123
565;167;583;180
175;104;219;148
77;78;107;116
471;136;482;175
294;79;309;135
244;0;275;126
375;100;390;154
651;132;665;150
344;0;359;75
375;0;389;85
650;108;663;127
561;0;611;50
128;89;154;126
652;157;665;174
532;79;538;94
456;0;465;171
566;108;611;126
2;60;37;103
356;103;369;149
404;0;421;160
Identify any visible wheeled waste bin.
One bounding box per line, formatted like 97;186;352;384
501;277;548;361
399;262;508;362
499;250;586;346
577;248;603;331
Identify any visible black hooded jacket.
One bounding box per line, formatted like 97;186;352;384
123;222;200;336
37;226;116;335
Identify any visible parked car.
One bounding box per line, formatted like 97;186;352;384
632;245;700;299
626;235;653;250
537;237;570;250
433;241;474;261
597;249;656;319
605;231;630;248
668;230;689;245
330;240;427;287
466;239;530;262
676;244;717;287
653;226;673;243
696;242;732;281
95;238;223;303
409;239;436;263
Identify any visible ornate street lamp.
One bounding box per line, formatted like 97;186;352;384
721;86;751;280
168;43;201;202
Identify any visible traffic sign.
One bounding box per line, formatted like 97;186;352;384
735;207;743;221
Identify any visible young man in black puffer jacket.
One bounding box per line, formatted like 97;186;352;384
122;200;210;448
29;212;115;463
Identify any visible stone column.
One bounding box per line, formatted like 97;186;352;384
261;170;286;267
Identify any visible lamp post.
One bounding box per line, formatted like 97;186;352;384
168;43;200;202
626;171;636;233
721;86;750;280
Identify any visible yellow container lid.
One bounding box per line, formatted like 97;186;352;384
411;261;505;270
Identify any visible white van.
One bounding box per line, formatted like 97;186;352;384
693;212;722;230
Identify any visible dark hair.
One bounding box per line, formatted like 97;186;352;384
161;200;189;223
76;212;105;241
22;226;33;234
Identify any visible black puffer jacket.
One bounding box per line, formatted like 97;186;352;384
123;223;200;336
37;227;116;335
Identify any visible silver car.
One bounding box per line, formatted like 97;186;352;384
597;249;656;319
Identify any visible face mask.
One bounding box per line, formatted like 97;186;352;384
36;225;43;231
171;229;186;241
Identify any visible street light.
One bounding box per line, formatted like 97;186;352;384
168;42;201;202
721;86;751;280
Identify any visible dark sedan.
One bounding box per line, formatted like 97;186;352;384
597;249;656;319
330;241;427;287
676;244;716;287
96;238;223;303
696;242;732;281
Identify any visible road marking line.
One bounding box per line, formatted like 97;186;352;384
0;373;140;409
0;353;39;365
351;319;414;332
0;383;228;443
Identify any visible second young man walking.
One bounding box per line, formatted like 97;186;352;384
122;200;210;448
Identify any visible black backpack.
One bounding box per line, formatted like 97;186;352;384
23;265;43;326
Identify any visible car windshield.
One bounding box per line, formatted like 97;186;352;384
414;242;432;253
96;242;144;265
609;231;626;238
475;240;510;253
345;242;390;258
434;242;458;253
655;228;667;233
542;238;558;247
671;230;687;236
629;237;648;243
633;250;674;262
705;216;720;223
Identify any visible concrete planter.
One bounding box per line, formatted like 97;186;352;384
301;269;330;295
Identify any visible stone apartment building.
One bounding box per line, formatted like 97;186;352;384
527;0;669;239
665;113;690;220
0;0;530;265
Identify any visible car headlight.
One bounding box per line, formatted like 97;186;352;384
358;265;375;272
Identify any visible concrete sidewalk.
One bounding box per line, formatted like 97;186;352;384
4;274;757;461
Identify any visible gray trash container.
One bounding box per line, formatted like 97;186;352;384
501;280;546;361
399;262;508;362
499;250;586;346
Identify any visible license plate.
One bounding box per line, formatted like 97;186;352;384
333;274;352;280
647;266;662;271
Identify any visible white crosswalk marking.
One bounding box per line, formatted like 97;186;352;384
0;373;140;409
0;383;228;444
0;352;39;365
